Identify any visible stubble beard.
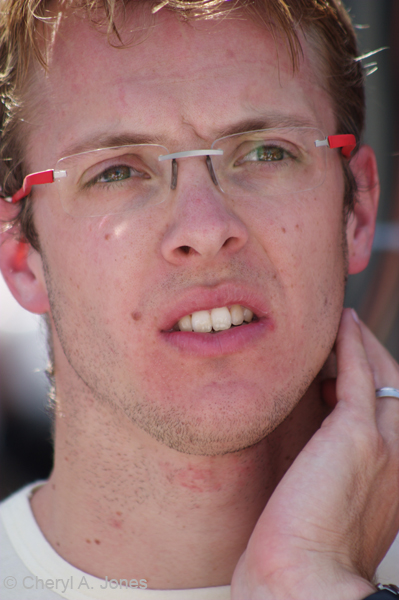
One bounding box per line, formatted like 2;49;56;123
39;215;349;457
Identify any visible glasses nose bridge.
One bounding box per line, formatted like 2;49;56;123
158;148;223;190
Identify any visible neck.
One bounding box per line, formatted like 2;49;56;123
31;380;329;589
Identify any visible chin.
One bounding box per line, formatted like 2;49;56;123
122;376;315;456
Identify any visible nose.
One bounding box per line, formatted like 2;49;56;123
160;157;249;265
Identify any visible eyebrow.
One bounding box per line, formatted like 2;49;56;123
59;114;319;158
214;114;319;139
61;132;165;158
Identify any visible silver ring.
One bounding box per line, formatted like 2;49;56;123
375;387;399;400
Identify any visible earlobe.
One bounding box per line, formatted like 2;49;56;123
346;145;379;275
0;225;50;314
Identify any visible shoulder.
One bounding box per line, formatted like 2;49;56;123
0;482;63;599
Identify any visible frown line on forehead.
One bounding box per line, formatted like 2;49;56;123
59;113;320;158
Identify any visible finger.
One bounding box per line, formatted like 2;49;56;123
349;317;399;434
334;308;376;418
356;319;399;390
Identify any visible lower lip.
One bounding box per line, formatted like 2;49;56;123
161;319;270;357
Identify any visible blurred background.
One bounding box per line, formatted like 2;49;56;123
344;0;399;360
1;0;398;500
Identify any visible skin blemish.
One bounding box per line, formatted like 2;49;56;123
94;539;101;545
281;227;286;233
110;519;123;529
104;233;110;240
131;311;142;322
160;458;256;493
116;511;122;516
86;539;91;544
172;464;222;493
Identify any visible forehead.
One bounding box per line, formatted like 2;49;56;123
29;6;334;164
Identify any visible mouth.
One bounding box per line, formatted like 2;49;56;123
159;284;271;356
171;304;257;333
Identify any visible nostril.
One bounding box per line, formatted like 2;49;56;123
179;245;191;254
222;236;237;249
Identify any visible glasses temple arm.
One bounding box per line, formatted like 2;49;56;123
315;134;356;159
2;170;55;204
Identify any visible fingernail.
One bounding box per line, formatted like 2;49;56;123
351;308;360;324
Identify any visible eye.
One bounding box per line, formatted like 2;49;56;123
78;151;155;190
237;145;287;164
92;165;148;185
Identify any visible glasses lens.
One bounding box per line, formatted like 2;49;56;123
211;127;327;197
55;145;169;217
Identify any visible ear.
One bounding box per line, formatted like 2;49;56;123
0;204;50;314
345;144;380;275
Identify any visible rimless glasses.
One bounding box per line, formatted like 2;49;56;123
4;128;356;218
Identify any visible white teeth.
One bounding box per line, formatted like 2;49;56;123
211;307;231;331
243;308;253;323
178;314;192;331
191;310;212;333
230;304;244;326
178;305;254;332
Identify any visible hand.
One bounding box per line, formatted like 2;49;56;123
231;308;399;600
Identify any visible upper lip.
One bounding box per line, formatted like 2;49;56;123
159;282;270;331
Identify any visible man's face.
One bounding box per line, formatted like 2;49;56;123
27;7;347;454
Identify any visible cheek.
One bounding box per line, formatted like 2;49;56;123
37;216;160;396
37;209;163;348
41;208;154;281
290;213;347;341
246;189;347;329
251;191;345;269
